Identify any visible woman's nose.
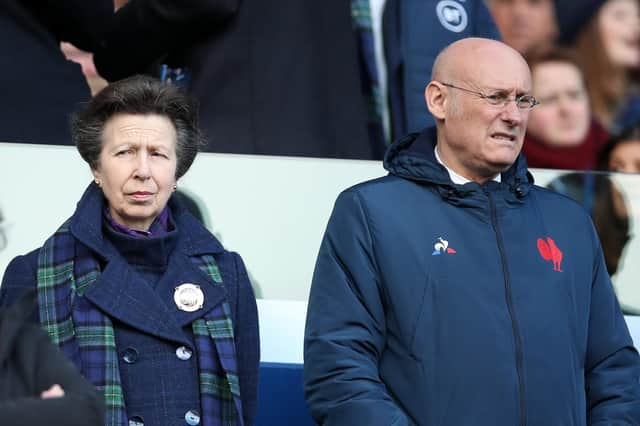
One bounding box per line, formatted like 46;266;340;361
134;153;151;179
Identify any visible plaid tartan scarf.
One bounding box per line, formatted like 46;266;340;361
37;220;244;426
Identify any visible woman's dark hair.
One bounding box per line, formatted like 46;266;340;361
71;75;203;179
598;123;640;170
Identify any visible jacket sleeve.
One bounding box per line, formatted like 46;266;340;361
232;252;260;426
304;190;413;426
93;0;240;81
585;228;640;424
0;325;105;425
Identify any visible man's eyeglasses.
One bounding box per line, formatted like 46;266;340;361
440;82;540;110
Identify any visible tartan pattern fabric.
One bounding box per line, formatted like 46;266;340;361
37;223;243;426
352;0;386;146
191;254;243;426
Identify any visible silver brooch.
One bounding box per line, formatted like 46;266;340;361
174;283;204;312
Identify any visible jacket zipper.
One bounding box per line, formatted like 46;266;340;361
487;191;526;426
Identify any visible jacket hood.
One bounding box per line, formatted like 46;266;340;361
383;126;534;201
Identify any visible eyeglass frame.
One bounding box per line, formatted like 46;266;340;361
438;82;540;110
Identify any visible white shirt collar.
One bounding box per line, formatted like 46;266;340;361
434;146;501;184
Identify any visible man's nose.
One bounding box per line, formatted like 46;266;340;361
501;100;525;124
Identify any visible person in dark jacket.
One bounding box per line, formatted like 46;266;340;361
0;0;112;144
384;0;501;139
0;290;105;426
90;0;378;160
0;75;260;426
304;37;640;425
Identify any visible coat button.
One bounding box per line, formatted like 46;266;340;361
129;416;144;426
176;346;193;361
185;410;200;425
122;347;139;364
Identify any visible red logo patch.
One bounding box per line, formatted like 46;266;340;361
537;237;563;272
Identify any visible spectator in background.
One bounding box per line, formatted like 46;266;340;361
383;0;500;139
90;0;501;157
485;0;558;60
0;1;112;144
600;123;640;172
91;0;381;159
60;42;108;96
523;48;609;170
573;0;640;133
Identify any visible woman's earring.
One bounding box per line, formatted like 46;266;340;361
173;183;177;192
95;179;101;187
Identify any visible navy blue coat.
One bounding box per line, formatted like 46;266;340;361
0;184;260;426
384;0;500;139
304;127;640;425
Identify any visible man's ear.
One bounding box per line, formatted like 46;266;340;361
425;81;447;120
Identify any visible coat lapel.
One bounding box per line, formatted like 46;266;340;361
84;257;191;346
156;252;227;328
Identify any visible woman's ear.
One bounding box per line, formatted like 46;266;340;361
92;168;102;187
425;81;447;120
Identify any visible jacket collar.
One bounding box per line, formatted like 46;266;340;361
383;126;534;201
69;183;224;260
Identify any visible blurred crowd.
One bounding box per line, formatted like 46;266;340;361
490;0;640;174
1;0;640;173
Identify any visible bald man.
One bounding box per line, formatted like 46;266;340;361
303;38;640;425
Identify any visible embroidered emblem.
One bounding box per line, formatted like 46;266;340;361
436;0;468;33
432;237;457;255
537;237;563;272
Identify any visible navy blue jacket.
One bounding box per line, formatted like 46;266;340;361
0;184;259;426
384;0;500;139
304;127;640;425
0;0;111;144
92;0;377;159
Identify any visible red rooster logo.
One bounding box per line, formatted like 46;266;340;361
537;237;563;272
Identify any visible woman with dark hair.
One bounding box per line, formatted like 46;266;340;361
0;75;259;426
574;0;640;133
599;123;640;172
